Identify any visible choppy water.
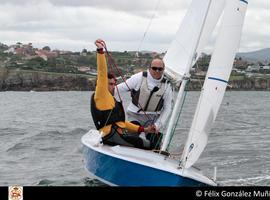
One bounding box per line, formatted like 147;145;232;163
0;91;269;186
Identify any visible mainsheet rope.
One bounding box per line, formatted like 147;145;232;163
100;41;152;121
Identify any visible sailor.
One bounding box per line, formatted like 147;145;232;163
117;57;173;148
91;39;156;150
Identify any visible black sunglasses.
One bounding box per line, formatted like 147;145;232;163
151;66;164;72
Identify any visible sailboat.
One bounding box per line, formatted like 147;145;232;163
81;0;248;186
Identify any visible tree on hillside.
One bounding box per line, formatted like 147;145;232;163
77;55;95;66
42;46;51;51
196;54;211;71
26;57;47;69
0;67;9;80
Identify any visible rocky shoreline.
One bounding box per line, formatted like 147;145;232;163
0;69;95;91
0;69;269;91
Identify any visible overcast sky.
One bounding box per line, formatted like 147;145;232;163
0;0;269;53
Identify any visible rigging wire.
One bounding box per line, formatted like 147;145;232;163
136;0;161;55
102;42;152;121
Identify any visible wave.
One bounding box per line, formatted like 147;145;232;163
30;128;89;138
37;179;56;186
83;177;107;187
6;142;29;152
219;175;270;186
36;177;102;186
5;128;89;153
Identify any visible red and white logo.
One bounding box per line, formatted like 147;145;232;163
9;186;23;200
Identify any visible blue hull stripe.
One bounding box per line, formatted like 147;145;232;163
240;0;248;4
208;77;228;84
82;145;208;186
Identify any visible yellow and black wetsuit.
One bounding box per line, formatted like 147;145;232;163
91;48;150;149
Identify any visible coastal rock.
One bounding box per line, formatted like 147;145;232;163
0;69;95;91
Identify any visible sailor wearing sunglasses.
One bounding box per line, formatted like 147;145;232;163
117;58;173;146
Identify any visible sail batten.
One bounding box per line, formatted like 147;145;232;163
208;77;228;83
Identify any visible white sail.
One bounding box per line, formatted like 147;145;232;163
193;0;225;64
181;0;248;169
163;0;225;83
161;0;225;152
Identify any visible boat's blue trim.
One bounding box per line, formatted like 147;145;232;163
208;77;228;84
82;145;208;186
240;0;248;4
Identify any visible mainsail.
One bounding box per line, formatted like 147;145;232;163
194;0;225;64
181;0;248;168
163;0;225;83
161;0;225;151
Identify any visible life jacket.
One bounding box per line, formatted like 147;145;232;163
91;93;125;130
131;71;168;112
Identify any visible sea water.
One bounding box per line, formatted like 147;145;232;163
0;91;269;186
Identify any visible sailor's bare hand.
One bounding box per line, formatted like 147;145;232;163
144;124;156;134
95;39;105;49
153;124;159;134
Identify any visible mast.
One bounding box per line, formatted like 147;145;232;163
161;76;189;151
161;0;213;152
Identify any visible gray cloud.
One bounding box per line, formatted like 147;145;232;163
0;0;269;52
0;0;188;18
